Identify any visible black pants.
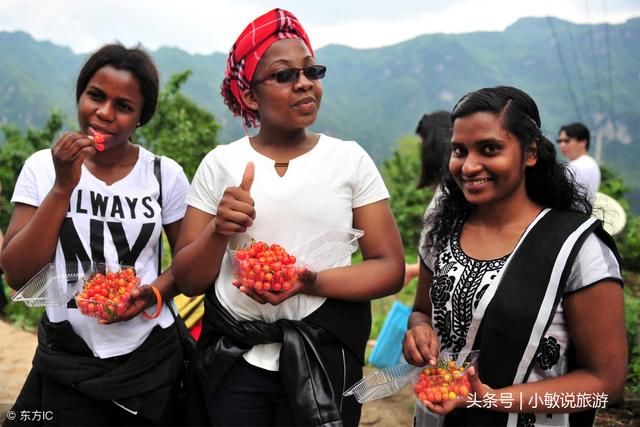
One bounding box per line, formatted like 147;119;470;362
4;368;178;427
207;357;295;427
204;342;363;427
4;320;182;427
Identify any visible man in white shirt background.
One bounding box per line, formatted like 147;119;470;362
557;122;601;201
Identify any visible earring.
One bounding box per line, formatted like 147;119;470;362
136;122;141;128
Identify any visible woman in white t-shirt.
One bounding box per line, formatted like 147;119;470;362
171;8;405;427
402;87;626;426
1;44;190;426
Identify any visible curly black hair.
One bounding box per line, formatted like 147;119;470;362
423;86;592;257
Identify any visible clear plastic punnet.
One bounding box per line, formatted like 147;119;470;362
11;263;84;307
228;228;364;293
343;362;422;403
343;350;481;405
292;227;364;271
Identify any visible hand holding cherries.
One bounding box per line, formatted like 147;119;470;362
414;360;473;404
75;267;140;321
232;241;309;293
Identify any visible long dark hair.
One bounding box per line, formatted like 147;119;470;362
424;86;592;255
416;111;451;189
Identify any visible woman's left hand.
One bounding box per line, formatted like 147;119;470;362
420;366;493;415
234;268;317;306
99;284;158;324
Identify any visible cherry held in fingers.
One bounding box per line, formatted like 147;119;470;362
93;132;106;151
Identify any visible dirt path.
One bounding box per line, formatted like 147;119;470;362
358;373;415;426
0;320;37;419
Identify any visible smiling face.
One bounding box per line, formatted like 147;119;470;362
77;65;144;151
449;111;537;207
243;38;323;131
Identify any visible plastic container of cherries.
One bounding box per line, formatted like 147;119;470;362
74;263;141;321
229;227;364;293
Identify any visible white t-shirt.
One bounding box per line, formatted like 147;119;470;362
187;134;389;371
568;155;600;201
12;146;190;358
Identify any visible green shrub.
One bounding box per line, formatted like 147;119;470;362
620;216;640;272
624;281;640;395
2;300;44;332
381;136;433;254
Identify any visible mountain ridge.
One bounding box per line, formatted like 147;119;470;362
1;16;639;210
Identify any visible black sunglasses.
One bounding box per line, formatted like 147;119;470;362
251;65;327;87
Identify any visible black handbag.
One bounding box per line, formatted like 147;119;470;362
166;301;197;422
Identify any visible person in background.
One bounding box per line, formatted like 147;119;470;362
171;8;404;427
1;44;190;426
403;87;626;426
404;111;451;285
557;122;600;201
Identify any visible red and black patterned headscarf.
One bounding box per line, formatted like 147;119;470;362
221;8;313;128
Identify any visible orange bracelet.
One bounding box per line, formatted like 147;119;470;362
142;286;163;320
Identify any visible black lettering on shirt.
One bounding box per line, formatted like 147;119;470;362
125;197;137;219
75;189;88;214
141;196;154;218
90;191;109;217
110;196;125;219
89;219;105;265
59;218;91;275
107;222;155;267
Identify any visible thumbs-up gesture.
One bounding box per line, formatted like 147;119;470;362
214;162;256;236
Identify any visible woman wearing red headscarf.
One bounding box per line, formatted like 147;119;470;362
172;8;404;426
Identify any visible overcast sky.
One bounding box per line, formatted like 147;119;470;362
1;0;638;55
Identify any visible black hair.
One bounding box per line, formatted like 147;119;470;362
76;43;159;126
424;86;592;255
559;122;591;151
416;111;451;189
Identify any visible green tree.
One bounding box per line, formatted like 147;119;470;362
598;165;640;270
381;135;433;253
139;70;220;180
599;165;631;212
0;109;63;229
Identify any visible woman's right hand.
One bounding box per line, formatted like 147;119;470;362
214;162;256;236
403;322;440;366
51;132;96;194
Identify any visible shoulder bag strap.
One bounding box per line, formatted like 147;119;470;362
153;156;192;341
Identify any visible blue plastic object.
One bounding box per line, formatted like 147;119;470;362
368;301;411;368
